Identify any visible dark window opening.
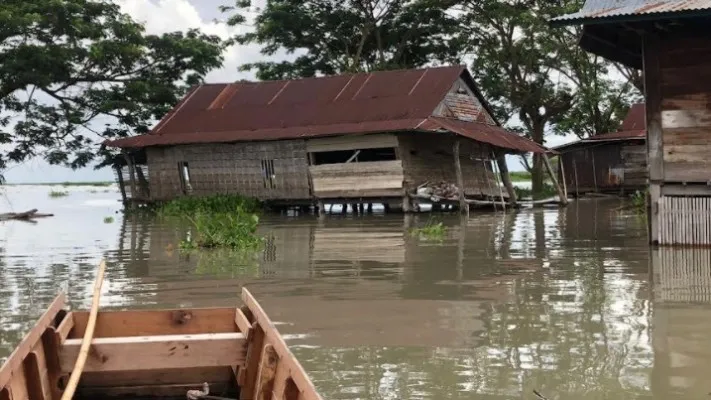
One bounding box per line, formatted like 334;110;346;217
261;159;276;189
312;147;397;165
178;161;192;194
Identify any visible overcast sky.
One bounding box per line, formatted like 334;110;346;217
5;0;574;183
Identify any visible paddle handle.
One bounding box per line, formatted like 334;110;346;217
60;259;106;400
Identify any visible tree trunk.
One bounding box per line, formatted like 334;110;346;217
531;123;545;195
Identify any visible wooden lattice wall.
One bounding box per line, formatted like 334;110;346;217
145;140;310;201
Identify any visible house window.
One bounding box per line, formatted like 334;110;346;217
261;159;276;189
178;161;192;194
311;147;397;165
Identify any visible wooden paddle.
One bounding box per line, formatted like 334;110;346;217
60;259;107;400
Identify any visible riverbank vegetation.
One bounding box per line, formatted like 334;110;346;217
48;190;69;198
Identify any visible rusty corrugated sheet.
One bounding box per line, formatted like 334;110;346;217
426;117;549;154
552;0;711;24
109;66;465;147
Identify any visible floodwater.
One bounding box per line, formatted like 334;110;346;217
1;186;710;399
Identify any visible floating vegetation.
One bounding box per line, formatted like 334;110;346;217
48;190;69;198
103;216;114;224
179;213;262;250
409;219;447;241
158;194;261;217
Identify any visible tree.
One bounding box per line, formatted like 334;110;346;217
0;0;224;172
459;0;641;193
222;0;462;80
459;0;574;193
549;24;643;139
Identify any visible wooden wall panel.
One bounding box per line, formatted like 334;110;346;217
397;132;500;198
309;160;404;198
305;134;397;153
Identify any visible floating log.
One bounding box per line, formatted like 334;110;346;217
0;209;54;221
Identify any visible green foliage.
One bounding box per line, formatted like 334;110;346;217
409;219;447;241
48;190;68;198
514;183;557;200
0;0;224;172
508;171;531;182
223;0;462;79
158;194;261;217
103;216;114;224
180;213;262;250
192;248;260;277
630;190;647;213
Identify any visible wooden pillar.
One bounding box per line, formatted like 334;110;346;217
558;154;568;200
542;152;568;205
115;165;128;204
453;139;468;215
591;152;598;192
317;200;325;217
383;202;391;214
644;33;663;245
122;151;137;202
495;152;517;206
367;203;373;214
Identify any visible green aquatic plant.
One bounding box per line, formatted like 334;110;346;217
158;194;261;217
631;190;647;213
410;219;447;241
48;190;69;198
180;212;262;250
103;216;114;224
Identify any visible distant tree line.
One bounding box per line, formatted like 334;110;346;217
1;0;641;193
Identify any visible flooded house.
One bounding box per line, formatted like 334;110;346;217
555;103;647;196
105;66;552;212
552;1;711;246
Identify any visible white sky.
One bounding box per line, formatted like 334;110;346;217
4;0;576;183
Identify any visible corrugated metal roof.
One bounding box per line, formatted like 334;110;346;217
426;117;550;154
551;0;711;24
106;66;548;153
554;103;646;150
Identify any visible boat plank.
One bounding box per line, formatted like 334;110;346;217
0;293;66;390
239;324;265;400
70;308;237;338
59;333;246;373
234;308;252;339
77;382;230;399
79;366;233;388
255;345;278;400
271;361;290;400
242;289;322;400
54;314;73;344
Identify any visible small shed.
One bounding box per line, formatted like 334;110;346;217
555;103;647;195
106;66;553;211
552;0;711;246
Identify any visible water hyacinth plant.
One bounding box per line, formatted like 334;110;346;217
180;213;262;250
410;219;447;241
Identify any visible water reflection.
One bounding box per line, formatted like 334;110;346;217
3;191;711;399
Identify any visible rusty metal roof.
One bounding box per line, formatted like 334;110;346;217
554;103;646;150
425;117;550;154
551;0;711;25
107;66;548;154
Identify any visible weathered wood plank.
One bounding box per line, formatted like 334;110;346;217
0;293;66;390
59;333;246;373
70;308;237;338
255;345;278;400
664;145;711;163
306;134;397;153
662;128;711;145
644;34;663;183
662;110;711;129
239;324;265;400
664;162;711;182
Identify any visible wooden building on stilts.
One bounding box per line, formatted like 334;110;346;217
554;103;647;196
106;66;559;213
553;1;711;246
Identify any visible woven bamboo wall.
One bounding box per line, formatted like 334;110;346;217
397;133;501;198
658;196;711;246
653;248;711;303
146;140;310;201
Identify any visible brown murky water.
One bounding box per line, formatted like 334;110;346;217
1;186;710;399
